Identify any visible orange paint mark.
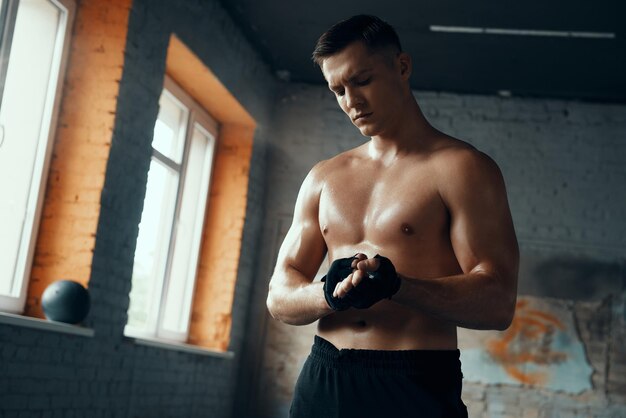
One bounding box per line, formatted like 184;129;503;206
486;298;568;385
523;309;566;330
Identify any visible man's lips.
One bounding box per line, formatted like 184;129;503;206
353;112;373;122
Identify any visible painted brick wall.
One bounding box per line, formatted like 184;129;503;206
249;82;626;417
0;0;276;417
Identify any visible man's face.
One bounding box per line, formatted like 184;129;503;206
321;41;407;138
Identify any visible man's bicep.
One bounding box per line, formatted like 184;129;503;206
274;167;327;284
444;152;519;280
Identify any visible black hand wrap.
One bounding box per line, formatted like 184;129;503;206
321;254;401;311
321;256;357;311
345;254;401;309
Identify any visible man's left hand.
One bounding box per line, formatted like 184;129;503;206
334;254;402;309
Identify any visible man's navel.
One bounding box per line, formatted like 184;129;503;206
352;320;368;328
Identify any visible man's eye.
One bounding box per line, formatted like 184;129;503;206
335;90;345;97
356;78;371;86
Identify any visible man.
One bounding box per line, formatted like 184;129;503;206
266;14;519;418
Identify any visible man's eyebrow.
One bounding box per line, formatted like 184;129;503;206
328;68;373;90
348;68;373;81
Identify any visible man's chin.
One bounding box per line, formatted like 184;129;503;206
358;126;379;137
359;126;378;138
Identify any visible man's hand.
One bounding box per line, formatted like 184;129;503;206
331;253;368;299
321;256;358;311
331;253;402;309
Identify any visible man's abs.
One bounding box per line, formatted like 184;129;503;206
317;295;458;350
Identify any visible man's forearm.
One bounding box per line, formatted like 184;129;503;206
391;271;516;331
267;280;333;326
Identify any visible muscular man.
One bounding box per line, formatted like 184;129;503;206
266;15;519;418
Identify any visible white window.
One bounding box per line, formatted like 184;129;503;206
0;0;75;313
125;77;218;343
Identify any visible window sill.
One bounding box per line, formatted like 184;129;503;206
129;336;235;359
0;311;95;337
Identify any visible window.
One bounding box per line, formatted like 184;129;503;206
125;76;218;343
0;0;75;313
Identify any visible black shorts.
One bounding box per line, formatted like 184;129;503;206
289;335;468;418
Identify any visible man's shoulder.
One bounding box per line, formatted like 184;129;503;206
428;134;499;175
427;134;476;159
427;135;505;202
309;146;364;179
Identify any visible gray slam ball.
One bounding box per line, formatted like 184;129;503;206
41;280;90;324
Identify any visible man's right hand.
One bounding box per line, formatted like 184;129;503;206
321;256;358;311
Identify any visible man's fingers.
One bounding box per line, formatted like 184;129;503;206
351;253;368;268
356;258;381;272
351;269;366;286
334;273;355;298
336;280;353;298
337;270;368;298
333;254;372;298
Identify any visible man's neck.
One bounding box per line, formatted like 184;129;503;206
368;99;436;163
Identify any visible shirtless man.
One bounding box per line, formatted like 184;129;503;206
266;15;519;418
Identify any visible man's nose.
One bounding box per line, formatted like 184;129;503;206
344;88;363;109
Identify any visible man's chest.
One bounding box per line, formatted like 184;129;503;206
318;166;449;244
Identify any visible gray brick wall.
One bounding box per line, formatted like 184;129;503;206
249;82;626;417
0;0;276;417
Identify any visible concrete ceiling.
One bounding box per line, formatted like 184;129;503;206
219;0;626;102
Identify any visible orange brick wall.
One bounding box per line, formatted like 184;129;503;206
165;35;257;351
25;0;132;318
188;123;255;350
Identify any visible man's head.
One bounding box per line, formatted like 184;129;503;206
312;15;402;68
312;15;413;138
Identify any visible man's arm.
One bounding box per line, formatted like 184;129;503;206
334;149;519;330
266;163;333;325
395;149;518;330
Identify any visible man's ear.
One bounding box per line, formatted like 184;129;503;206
398;52;412;81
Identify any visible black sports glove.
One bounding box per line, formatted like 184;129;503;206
321;256;357;311
345;254;401;309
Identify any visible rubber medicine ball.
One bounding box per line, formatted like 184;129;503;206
41;280;90;324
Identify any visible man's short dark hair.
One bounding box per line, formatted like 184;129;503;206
312;15;402;67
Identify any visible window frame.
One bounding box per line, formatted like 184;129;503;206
0;0;76;314
0;0;20;103
125;75;218;343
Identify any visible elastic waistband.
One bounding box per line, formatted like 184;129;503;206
310;335;462;376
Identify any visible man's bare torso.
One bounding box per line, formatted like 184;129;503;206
316;133;472;350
